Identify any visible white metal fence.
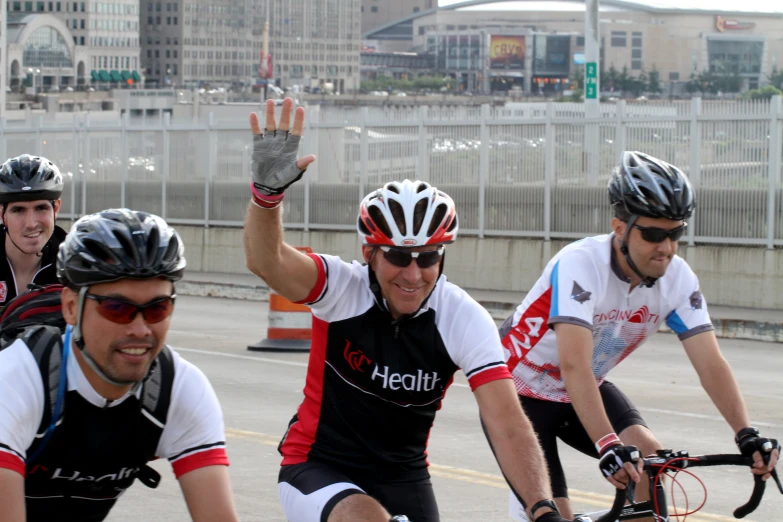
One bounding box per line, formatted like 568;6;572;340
3;96;782;247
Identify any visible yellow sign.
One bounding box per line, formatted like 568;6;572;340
490;36;525;69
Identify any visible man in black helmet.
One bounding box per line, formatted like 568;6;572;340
0;208;240;522
497;151;780;519
0;154;67;307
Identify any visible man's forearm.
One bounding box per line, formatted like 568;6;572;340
562;367;615;444
486;414;552;510
243;201;284;279
698;357;751;433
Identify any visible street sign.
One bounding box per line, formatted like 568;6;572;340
585;61;598;99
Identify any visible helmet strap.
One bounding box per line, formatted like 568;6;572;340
619;215;657;288
74;286;141;389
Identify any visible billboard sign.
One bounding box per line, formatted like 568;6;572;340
490;35;525;69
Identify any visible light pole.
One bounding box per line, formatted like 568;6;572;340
27;67;41;95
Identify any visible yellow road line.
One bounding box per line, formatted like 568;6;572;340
225;428;754;522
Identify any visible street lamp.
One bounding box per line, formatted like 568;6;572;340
27;67;41;94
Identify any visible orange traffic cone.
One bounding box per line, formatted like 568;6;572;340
247;247;313;353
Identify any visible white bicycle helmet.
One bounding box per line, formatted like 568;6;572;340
357;179;458;247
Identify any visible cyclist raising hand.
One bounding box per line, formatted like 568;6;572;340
244;97;573;522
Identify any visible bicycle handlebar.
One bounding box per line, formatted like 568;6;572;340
592;451;779;522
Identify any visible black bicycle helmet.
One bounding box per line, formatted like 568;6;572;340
57;208;186;288
608;151;695;221
0;154;64;204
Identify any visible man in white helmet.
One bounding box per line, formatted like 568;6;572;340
243;98;575;522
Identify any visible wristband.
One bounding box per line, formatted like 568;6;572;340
595;433;621;454
250;181;284;209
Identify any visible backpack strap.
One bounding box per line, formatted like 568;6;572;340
21;325;68;464
136;344;175;489
140;344;175;427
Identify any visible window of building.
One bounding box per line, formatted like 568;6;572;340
611;31;626;47
632;35;642;47
173;50;177;58
669;72;680;81
147;2;151;11
147;15;153;24
576;36;585;47
166;16;170;23
24;26;73;67
80;18;84;29
370;5;377;11
413;6;419;12
173;16;177;24
166;2;170;10
47;1;52;10
632;60;642;70
155;50;159;57
156;2;160;10
173;2;176;11
147;49;152;58
155;15;160;24
632;49;642;59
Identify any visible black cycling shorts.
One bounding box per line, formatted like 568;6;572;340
482;381;647;501
278;460;440;522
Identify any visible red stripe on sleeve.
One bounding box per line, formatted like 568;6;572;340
171;448;229;479
0;451;25;476
294;254;327;305
468;366;512;391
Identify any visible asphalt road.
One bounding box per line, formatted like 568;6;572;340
107;295;782;522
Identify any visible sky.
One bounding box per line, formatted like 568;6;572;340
438;0;783;14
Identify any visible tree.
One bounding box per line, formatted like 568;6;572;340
631;70;648;97
766;66;783;90
602;65;619;93
744;84;783;100
647;65;662;94
618;66;632;94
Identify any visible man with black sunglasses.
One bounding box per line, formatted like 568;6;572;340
498;151;779;520
244;98;573;522
0;208;240;522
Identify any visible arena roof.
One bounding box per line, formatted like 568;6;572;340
364;0;783;40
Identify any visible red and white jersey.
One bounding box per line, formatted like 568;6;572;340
0;340;228;478
279;253;511;478
500;234;713;403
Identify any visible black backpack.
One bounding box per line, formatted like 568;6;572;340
0;286;175;486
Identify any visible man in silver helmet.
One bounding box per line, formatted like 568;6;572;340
0;154;67;306
0;208;240;522
497;151;780;519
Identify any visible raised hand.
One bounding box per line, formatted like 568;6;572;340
248;97;316;207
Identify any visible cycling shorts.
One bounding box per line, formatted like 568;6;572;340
483;381;647;501
278;460;440;522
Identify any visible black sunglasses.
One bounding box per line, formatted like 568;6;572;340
632;223;687;243
85;293;176;324
379;245;445;269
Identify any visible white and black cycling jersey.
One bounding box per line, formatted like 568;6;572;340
0;338;229;522
278;253;511;481
500;234;713;403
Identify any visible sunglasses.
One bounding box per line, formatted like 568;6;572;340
379;245;445;269
86;293;176;324
632;223;687;243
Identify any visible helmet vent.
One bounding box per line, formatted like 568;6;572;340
446;214;458;233
427;204;448;237
386;184;400;194
112;229;139;268
388;199;406;236
412;198;428;236
82;238;114;265
416;183;429;194
357;216;371;236
163;236;179;264
146;226;160;264
368;206;393;240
